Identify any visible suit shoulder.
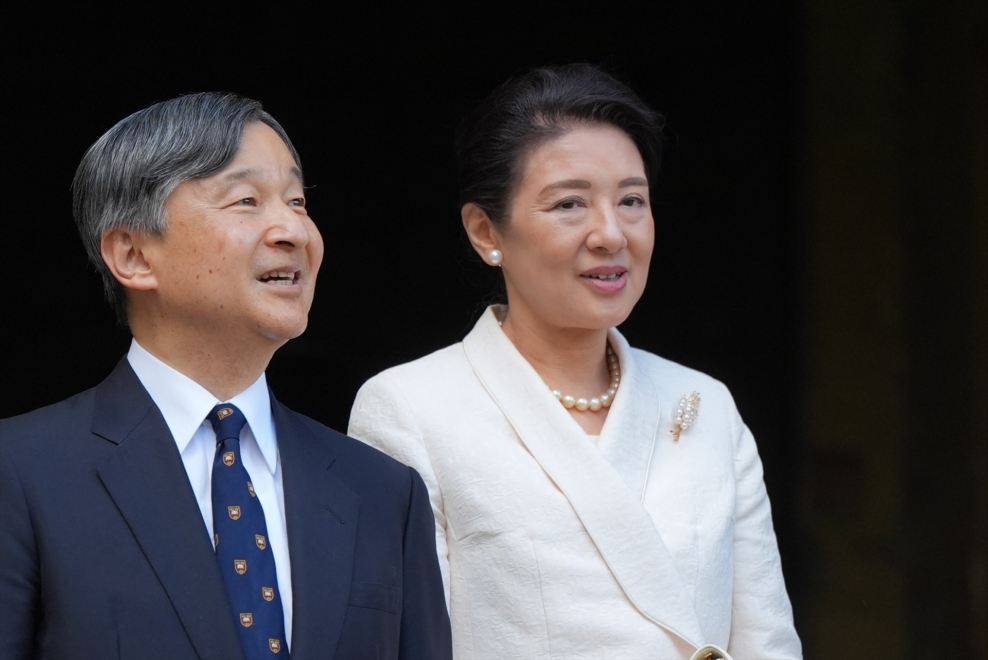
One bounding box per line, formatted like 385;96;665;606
0;388;98;451
290;410;414;480
630;348;734;400
363;343;467;389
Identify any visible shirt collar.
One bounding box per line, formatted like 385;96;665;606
126;339;278;475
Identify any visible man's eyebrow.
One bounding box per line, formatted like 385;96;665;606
619;177;648;187
222;168;261;184
218;166;305;187
539;179;592;194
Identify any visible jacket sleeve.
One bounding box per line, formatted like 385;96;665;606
0;435;39;660
348;374;452;607
396;467;453;659
726;413;803;659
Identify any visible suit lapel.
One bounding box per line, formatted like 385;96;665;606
274;400;359;660
93;359;244;660
462;309;704;648
596;329;663;502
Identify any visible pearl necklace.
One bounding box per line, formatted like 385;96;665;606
551;343;621;412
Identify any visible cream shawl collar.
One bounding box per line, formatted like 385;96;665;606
461;307;704;648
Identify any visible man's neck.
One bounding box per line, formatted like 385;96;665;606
130;325;278;402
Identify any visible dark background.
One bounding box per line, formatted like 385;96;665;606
2;2;985;657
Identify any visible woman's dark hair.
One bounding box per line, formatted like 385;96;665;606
455;64;665;224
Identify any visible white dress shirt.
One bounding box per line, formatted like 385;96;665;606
127;339;293;648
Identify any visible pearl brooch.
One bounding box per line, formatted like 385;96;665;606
551;343;620;412
671;391;700;441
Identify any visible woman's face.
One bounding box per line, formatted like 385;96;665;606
495;123;654;334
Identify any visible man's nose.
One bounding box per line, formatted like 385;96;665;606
267;202;312;248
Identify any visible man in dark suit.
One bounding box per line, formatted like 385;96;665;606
0;93;451;660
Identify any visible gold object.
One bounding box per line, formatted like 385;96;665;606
671;391;700;441
689;644;726;660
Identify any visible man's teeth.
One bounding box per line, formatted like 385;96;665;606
588;273;623;280
259;271;295;285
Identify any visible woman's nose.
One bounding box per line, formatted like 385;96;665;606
587;205;628;252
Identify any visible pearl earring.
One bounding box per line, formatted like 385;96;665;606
488;249;503;266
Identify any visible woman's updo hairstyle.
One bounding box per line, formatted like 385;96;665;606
456;63;665;225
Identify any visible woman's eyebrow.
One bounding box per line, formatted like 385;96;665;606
539;179;592;194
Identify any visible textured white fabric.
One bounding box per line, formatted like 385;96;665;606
348;307;801;659
127;339;293;648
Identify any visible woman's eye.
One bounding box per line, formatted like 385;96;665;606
556;197;583;210
288;197;306;208
621;195;645;207
235;197;256;206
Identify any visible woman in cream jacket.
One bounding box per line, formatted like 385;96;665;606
349;65;801;660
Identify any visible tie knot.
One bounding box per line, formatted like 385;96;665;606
208;404;247;444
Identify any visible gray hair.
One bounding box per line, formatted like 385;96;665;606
71;92;301;326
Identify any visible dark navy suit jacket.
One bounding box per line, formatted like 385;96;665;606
0;358;452;660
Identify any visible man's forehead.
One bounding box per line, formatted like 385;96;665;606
207;122;303;185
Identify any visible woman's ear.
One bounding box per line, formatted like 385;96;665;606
100;228;159;291
461;203;502;264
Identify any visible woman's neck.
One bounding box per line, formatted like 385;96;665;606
499;306;614;434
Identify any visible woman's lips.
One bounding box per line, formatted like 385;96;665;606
581;270;628;293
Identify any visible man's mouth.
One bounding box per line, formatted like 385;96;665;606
257;271;299;285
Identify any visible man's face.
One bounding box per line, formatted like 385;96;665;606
142;122;323;348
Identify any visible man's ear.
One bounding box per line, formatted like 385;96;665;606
100;228;159;291
461;203;502;265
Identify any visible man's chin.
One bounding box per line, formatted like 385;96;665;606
255;317;309;346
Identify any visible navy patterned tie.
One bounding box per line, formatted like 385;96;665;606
209;404;288;658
